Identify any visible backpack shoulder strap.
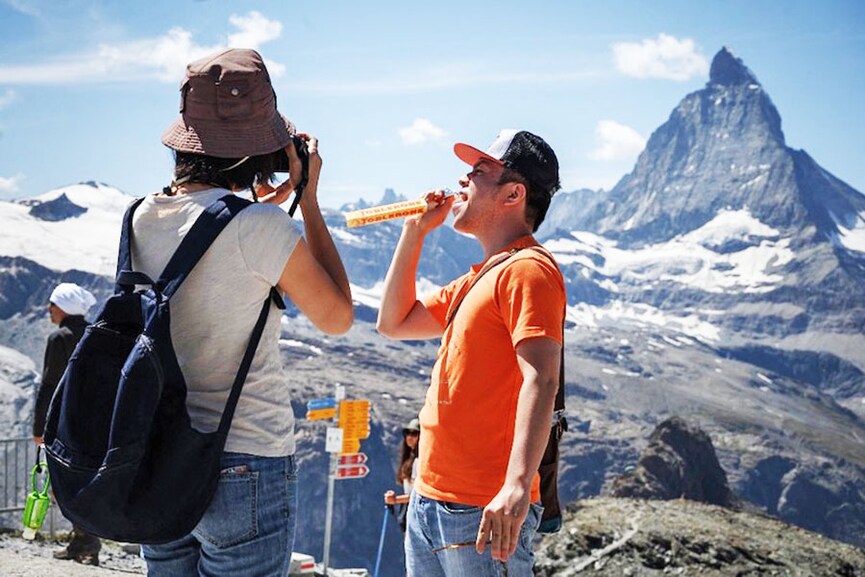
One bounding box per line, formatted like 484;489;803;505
523;245;559;271
158;194;252;299
445;243;567;416
526;246;567;417
114;194;252;296
509;245;568;417
115;197;147;285
217;286;285;434
445;248;519;328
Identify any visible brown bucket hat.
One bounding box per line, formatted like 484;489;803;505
161;48;295;159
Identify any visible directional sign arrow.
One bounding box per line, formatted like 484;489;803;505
338;399;370;416
306;407;337;421
338;453;368;465
307;397;336;411
335;464;369;479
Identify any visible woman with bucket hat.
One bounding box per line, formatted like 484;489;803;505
133;48;353;576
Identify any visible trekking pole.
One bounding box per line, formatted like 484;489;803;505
372;504;389;577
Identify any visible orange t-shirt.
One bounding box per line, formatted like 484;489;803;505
415;235;566;507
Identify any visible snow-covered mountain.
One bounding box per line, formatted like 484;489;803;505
0;182;130;278
0;345;37;438
1;47;864;572
536;47;865;410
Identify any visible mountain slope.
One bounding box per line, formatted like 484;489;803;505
538;47;865;392
1;46;865;572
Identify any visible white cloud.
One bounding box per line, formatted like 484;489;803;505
227;11;285;77
95;27;220;83
0;173;25;195
398;118;448;146
228;11;283;50
588;120;646;161
0;89;15;109
613;34;708;81
0;11;284;85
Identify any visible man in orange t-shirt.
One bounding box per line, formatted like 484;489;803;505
378;129;565;577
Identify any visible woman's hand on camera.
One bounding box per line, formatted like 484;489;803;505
255;133;321;206
296;133;322;210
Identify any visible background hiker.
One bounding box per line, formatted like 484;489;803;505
384;416;421;534
377;129;565;576
33;282;101;566
135;48;352;576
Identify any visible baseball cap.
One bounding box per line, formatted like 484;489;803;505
403;418;420;435
454;129;560;195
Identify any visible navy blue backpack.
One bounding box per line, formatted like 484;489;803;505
43;194;285;544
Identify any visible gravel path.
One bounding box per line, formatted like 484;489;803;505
0;531;145;576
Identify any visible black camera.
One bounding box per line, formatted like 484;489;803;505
271;135;309;217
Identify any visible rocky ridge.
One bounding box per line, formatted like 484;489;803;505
534;497;865;576
610;416;735;508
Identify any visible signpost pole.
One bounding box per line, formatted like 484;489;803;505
322;452;337;574
322;383;345;574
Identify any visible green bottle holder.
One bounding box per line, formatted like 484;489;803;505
22;446;51;540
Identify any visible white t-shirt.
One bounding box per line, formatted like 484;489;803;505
130;188;302;457
403;458;419;494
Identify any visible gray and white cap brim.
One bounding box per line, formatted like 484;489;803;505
454;129;520;166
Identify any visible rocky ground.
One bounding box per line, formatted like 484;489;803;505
0;529;145;576
534;497;865;576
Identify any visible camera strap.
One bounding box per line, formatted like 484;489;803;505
287;142;309;218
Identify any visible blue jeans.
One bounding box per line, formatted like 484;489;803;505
142;453;298;577
405;492;542;577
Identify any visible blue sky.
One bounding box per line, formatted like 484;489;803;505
0;0;863;209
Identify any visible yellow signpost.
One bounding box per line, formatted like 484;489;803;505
338;399;370;453
338;400;370;420
308;387;373;574
338;400;371;442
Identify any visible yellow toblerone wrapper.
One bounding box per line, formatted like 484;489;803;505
343;199;428;228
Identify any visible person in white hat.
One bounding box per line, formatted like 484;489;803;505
378;130;565;576
33;282;96;445
33;282;101;565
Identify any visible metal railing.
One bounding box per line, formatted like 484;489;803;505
0;437;60;536
0;437;37;514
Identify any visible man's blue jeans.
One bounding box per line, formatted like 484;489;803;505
142;453;298;577
405;492;543;577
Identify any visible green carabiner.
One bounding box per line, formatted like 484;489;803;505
22;446;51;540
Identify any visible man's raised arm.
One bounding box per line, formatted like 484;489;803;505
377;190;454;340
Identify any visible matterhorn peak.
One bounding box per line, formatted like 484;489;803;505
709;47;760;87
